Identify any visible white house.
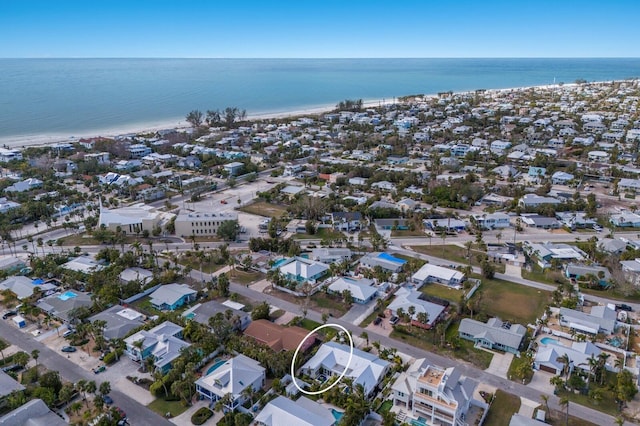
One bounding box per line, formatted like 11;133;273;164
195;354;266;410
387;287;446;328
276;257;329;284
301;341;390;396
470;213;511;230
559;306;617;335
327;277;377;304
254;396;336;426
391;360;485;426
551;171;575;185
534;341;603;375
411;264;465;288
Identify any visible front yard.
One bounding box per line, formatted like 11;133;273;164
147;397;189;418
484;390;520;426
409;244;506;273
238;201;288;218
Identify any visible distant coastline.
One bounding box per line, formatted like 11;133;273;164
0;79;634;150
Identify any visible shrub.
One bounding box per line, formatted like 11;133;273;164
102;352;116;365
191;407;213;425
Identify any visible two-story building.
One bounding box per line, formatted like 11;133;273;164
124;321;190;373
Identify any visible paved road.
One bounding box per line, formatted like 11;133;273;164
0;320;171;426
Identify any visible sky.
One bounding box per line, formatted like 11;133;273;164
1;0;639;58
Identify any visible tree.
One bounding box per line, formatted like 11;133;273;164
342;289;353;305
186;110;204;127
540;394;551;420
13;351;29;367
360;331;369;346
481;259;495;279
557;353;572;379
416;312;429;326
94;394;104;412
616;369;638;409
217;220;239;241
31;349;40;376
99;381;111;396
559;396;570;426
251;301;270;321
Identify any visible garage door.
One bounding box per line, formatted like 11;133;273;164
539;364;557;374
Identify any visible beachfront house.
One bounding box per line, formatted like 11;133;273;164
195;354;266;410
458;318;526;354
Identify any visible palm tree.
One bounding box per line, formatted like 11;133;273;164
31;349;39;377
360;331;369;346
597;352;610;385
99;381;111;396
540;394;551;420
132;339;144;361
559;396;570;426
557;353;571;379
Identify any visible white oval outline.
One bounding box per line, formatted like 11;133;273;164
290;323;354;396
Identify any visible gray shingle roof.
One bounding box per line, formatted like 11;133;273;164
459;318;526;350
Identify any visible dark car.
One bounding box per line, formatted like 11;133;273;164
616;304;633;312
61;346;77;353
373;317;382;326
102;395;113;405
93;365;106;374
2;311;17;320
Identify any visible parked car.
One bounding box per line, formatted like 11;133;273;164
62;329;75;338
103;395;113;405
616;304;633;312
93;365;106;374
99;351;111;361
373;317;382;326
220;199;227;204
61;346;76;353
2;311;17;320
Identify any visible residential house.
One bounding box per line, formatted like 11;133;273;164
534;341;603;375
518;194;561;209
520;214;560;229
0;148;23;163
587;150;610;162
310;248;352;264
254;396;336;426
244;319;317;352
36;290;92;323
391;360;484;426
551;171;575;185
523;241;586;268
4;178;43;193
61;256;104;274
387;288;446;328
479;193;513;207
375;218;409;230
598;238;628;254
0;399;66;426
371;180;397;192
492;165;520;179
119;267;154;286
412;264;465;288
397;198;419;212
470;213;511;230
0;276;56;300
301;341;390;396
174;211;238;238
555;212;598;229
0;257;26;274
618;178;640;193
124;321;190;373
527;166;546;182
610;211;640;228
559;306;617;335
182;300;251;331
195;354;266;410
327;277;377;304
423;218;467;232
565;264;611;286
329;211;362;231
223;161;244;176
458;318;526;354
276;257;329;284
88;305;145;341
0;370;25;405
148;283;197;311
490;140;511;154
359;252;407;273
0;198;20;214
128;143;152;158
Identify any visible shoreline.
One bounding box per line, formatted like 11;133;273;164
0;79;631;150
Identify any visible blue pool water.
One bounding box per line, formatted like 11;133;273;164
540;337;561;346
608;337;623;348
331;409;344;421
184;312;195;320
58;291;78;301
206;359;226;375
411;417;428;426
272;258;288;268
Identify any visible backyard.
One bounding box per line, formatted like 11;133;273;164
420;283;465;305
484;390;520;426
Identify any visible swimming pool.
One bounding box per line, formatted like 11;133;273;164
58;291;78;301
272;258;288;268
206;359;226;375
540;337;561;346
331;409;344;421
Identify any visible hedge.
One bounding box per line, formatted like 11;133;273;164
191;407;213;425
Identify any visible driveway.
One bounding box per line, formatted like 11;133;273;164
485;351;513;379
527;370;556;395
340;302;375;325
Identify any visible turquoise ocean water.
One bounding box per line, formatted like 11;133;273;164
1;58;639;142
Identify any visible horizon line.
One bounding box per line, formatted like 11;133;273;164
2;56;640;60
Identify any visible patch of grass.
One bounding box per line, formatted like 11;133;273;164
230;270;264;285
559;388;619;417
391;323;493;369
391;229;425;237
294;318;336;340
147;398;189;418
546;409;600;426
471;274;551;324
521;264;565;286
484;390;521;426
378;400;392;414
239;201;288;218
410;244;506;273
507;353;534;384
0;338;8;351
294;227;346;241
420;283;465;305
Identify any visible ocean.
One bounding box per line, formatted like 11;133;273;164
1;58;639;144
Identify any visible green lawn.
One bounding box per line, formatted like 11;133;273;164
295;318;337;340
521;264;565;286
230;270;264;285
378;400;392;414
391;229;425;237
294;228;346;241
178;258;227;274
420;283;465;305
147;398;189;418
238;201;288;218
0;338;7;351
507;354;534;384
484;390;521;426
410;245;506;273
472;274;551;324
391;323;493;370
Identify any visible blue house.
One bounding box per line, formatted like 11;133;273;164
528;166;547;181
149;283;197;311
565;264;611;287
